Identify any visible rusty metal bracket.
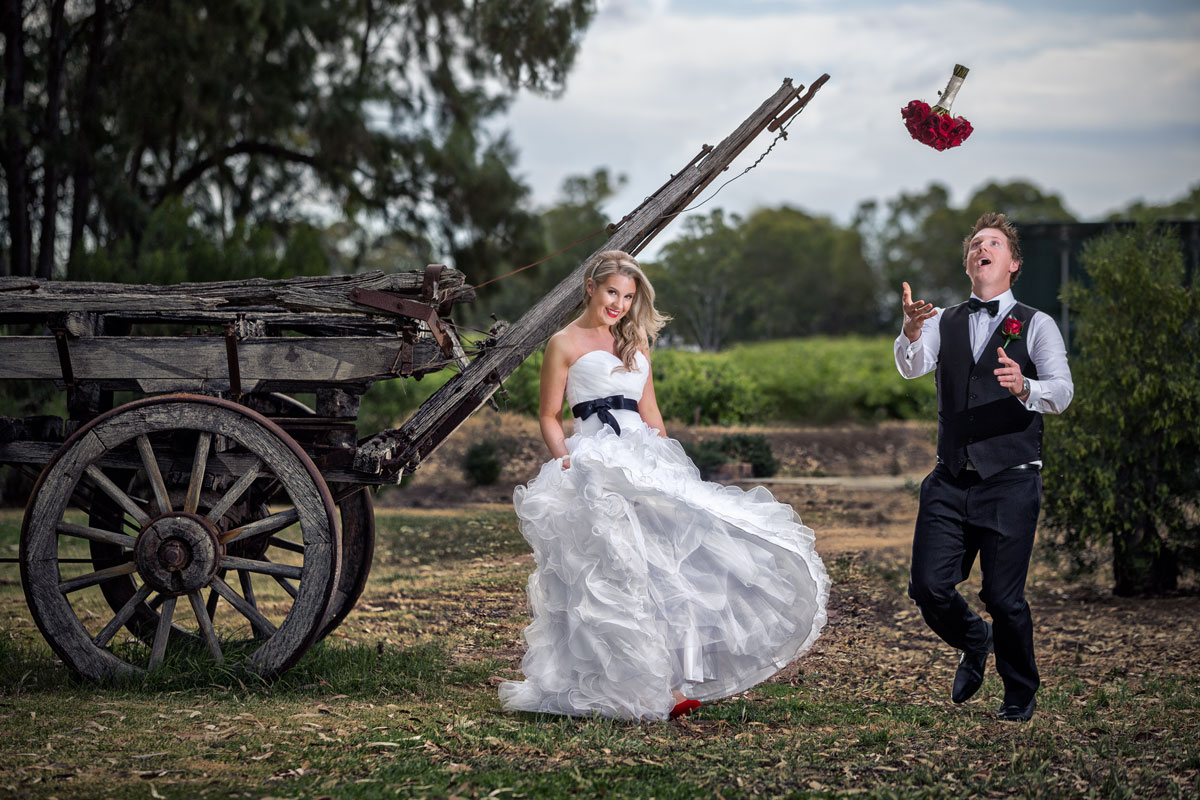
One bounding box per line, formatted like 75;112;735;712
349;287;455;358
388;341;415;377
223;322;243;400
53;329;75;386
423;264;460;318
421;264;445;303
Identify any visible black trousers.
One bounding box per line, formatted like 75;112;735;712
908;463;1042;705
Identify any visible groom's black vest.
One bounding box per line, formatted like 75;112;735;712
936;301;1042;480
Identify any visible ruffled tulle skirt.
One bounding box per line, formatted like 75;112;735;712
499;424;830;721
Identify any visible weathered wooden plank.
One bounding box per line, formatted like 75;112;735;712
0;335;449;389
0;415;63;444
356;77;825;477
99;309;402;329
0;439;387;485
0;269;473;316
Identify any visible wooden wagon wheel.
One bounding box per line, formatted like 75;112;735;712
19;395;341;682
242;392;375;641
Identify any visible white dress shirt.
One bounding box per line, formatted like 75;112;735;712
893;289;1075;416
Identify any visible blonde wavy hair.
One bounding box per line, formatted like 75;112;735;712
582;250;670;371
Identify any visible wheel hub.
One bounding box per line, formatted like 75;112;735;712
134;513;222;595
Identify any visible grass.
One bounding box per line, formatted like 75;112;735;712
2;506;1199;799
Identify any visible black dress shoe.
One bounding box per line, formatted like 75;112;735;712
998;696;1036;722
951;621;993;704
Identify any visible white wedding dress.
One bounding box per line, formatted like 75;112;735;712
499;350;830;721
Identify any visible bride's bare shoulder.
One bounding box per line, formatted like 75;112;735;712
545;327;581;365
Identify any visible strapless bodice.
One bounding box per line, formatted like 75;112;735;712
566;350;649;436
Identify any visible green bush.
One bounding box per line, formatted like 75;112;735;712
684;433;778;480
684;439;729;480
1042;225;1200;595
652;349;763;425
647;337;934;426
719;433;778;477
496;350;544;417
462;441;502;486
731;337;935;424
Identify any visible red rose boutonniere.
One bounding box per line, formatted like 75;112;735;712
1001;315;1023;350
901;64;974;152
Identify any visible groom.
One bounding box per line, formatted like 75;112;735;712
894;212;1073;721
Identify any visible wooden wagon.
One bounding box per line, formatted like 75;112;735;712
0;77;827;682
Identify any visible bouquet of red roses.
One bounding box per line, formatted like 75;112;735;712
902;64;973;151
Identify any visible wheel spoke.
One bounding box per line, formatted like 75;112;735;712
148;595;177;669
238;570;257;610
205;458;264;526
210;575;277;637
184;432;212;515
93;583;153;648
58;560;138;594
186;590;223;664
84;465;150;526
220;506;299;545
205;568;226;623
267;535;305;555
57;521;137;549
136;434;172;515
220;554;302;580
273;574;299;599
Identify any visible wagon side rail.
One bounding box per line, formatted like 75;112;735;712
355;75;830;479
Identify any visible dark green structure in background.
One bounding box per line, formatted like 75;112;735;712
1015;220;1199;347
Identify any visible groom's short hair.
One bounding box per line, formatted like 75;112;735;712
963;212;1024;285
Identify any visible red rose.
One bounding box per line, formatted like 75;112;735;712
900;100;974;151
1001;315;1023;349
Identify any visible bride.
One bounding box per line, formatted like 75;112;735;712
498;250;829;721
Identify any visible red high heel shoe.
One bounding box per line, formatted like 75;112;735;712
669;699;701;720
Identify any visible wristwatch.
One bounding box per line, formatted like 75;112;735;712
1020;377;1031;398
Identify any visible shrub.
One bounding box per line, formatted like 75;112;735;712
496;350;544;417
685;433;778;480
652;349;762;425
1042;225;1200;595
684;439;728;480
718;433;778;477
462;441;502;486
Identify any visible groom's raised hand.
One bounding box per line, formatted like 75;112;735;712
994;347;1029;399
901;282;937;342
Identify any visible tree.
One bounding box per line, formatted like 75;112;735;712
1110;182;1200;222
1;0;595;282
737;206;877;339
644;209;742;351
857;180;1075;327
481;168;625;326
647;206;877;349
1042;225;1200;595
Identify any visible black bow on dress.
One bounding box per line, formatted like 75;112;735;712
571;395;640;436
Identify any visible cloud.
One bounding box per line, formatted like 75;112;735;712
506;0;1200;254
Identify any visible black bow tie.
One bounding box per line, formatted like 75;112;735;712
967;297;999;317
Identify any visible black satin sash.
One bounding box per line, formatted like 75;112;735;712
571;395;640;436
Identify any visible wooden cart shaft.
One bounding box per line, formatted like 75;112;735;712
356;76;829;479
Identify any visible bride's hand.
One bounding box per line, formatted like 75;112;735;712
560;456;571;470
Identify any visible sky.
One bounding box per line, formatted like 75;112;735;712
503;0;1200;256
